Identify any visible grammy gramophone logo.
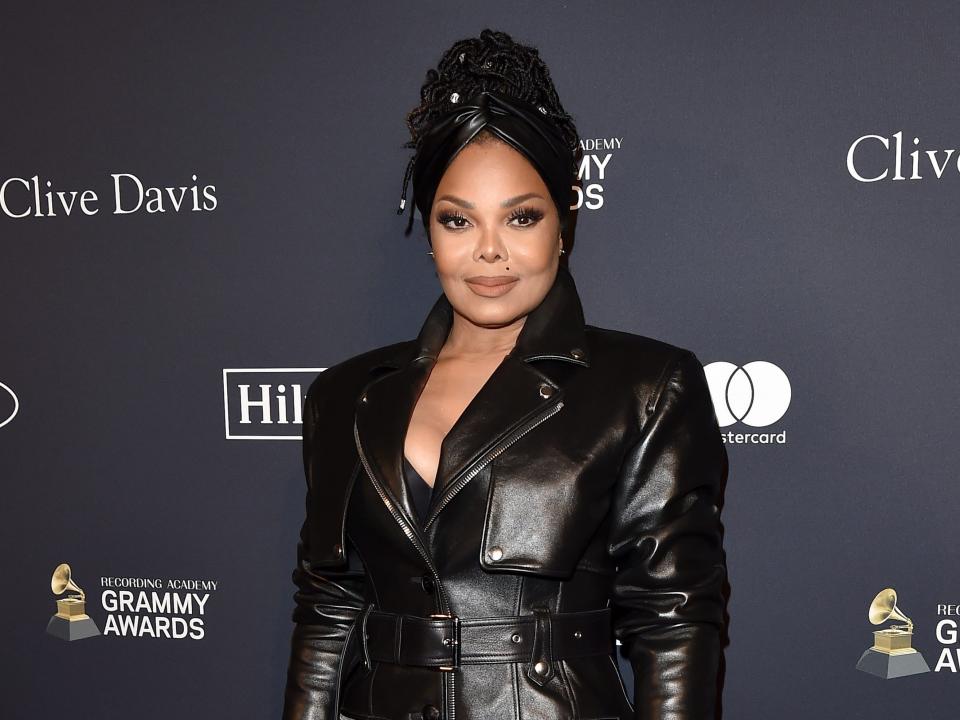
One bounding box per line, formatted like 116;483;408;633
45;563;101;641
855;587;930;678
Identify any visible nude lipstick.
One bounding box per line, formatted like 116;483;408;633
464;275;519;298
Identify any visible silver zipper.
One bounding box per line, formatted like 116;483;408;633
354;418;459;719
446;664;455;720
434;398;563;720
423;399;564;531
353;418;451;613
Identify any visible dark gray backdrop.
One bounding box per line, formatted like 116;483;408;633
3;1;958;717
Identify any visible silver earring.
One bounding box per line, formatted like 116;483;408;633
427;250;434;256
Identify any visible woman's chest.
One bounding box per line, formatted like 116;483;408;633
348;378;633;580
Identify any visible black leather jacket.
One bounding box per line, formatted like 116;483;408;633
282;264;729;720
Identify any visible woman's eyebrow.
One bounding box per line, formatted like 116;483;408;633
436;194;475;209
500;192;544;207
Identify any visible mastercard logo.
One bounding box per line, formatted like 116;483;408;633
703;361;791;428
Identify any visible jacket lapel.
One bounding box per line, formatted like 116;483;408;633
353;263;591;533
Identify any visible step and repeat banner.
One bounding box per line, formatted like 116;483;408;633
3;1;959;717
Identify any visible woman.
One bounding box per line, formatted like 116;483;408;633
283;29;728;720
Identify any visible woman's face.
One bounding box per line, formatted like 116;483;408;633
429;137;563;330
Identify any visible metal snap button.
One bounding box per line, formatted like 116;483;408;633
422;704;440;720
534;660;548;675
573;630;582;638
420;574;435;594
333;543;343;557
487;546;503;561
538;383;554;398
511;633;522;643
360;393;368;403
570;347;584;360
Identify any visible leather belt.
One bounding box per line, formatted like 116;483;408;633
358;605;613;671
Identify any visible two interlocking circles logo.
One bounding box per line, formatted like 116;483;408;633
703;361;790;428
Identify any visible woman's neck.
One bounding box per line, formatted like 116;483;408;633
440;310;526;361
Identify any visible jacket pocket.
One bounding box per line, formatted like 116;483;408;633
556;654;634;720
605;653;634;714
332;605;368;718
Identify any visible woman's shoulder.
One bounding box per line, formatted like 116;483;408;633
304;339;413;406
582;323;706;389
584;322;699;363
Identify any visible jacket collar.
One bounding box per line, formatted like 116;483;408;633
354;263;590;534
376;262;591;371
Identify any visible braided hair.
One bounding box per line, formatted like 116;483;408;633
398;28;582;236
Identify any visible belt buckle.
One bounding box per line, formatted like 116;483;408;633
429;612;460;670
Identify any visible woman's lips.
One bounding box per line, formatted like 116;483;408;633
465;275;519;297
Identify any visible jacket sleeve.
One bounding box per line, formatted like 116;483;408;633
282;378;368;720
607;349;729;720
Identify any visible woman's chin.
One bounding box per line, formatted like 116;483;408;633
455;301;526;329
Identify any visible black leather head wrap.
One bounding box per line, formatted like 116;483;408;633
398;90;576;236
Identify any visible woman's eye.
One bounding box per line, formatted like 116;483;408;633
508;207;545;227
437;211;470;229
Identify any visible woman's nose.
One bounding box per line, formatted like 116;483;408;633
475;223;507;261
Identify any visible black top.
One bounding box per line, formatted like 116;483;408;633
403;455;435;526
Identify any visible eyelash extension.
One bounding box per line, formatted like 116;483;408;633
507;206;544;225
437;210;468;227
